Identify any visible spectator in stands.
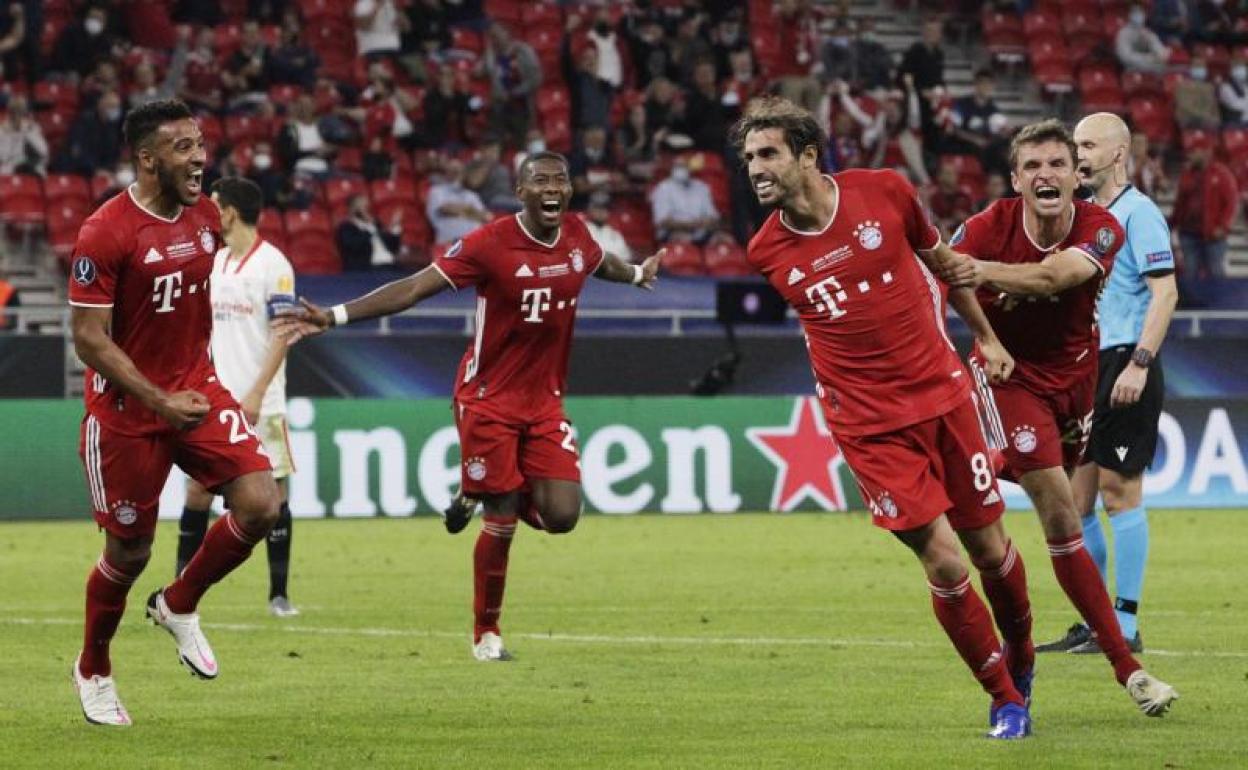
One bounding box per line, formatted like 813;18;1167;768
710;8;747;81
668;10;714;88
1220;55;1248;124
120;0;176;50
1190;0;1248;46
772;0;822;115
399;0;449;83
426;158;492;244
569;125;620;210
465;135;519;212
627;12;673;89
722;46;765;112
926;162;973;239
482;22;541;151
173;0;223;26
359;63;421;151
0;94;46;175
686;58;733;153
651;156;720;244
278;94;335;176
246;142;285;209
976;172;1008;212
898;17;946;149
832;80;883;162
0;2;26;83
645;77;692;147
820;17;856;85
1175;56;1222;129
1171;135;1237;306
1116;5;1170;74
181;26;224;112
267;14;320;89
58;89;123;175
827;109;866;171
851;17;894;92
354;0;406;62
336;194;401;270
870;74;930;185
947;68;1010;173
51;4;119;79
1149;0;1189;43
82;59;123;107
584;191;632;263
617;101;657;178
129;31;190;110
1129;132;1169;196
578;7;625;90
223;20;270;111
421;65;478;150
565;40;615;132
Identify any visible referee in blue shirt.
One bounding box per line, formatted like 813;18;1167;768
1038;114;1179;655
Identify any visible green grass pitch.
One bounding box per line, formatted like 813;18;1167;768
1;509;1244;768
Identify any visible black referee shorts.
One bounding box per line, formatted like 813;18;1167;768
1087;345;1165;476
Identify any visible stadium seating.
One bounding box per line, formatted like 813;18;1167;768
1079;64;1126;113
704;241;752;277
0;175;44;226
283;207;340;274
980;9;1026;64
43;174;91;212
661;242;706;276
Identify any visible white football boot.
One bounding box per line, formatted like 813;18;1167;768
1126;669;1179;716
472;632;514;662
146;590;218;679
72;656;131;726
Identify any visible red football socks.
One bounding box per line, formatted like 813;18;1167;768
80;555;142;678
929;574;1023;709
474;515;517;641
164;512;262;614
976;540;1034;677
1048;534;1142;685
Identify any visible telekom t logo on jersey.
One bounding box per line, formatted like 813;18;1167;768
521;287;552;323
803;271;895;319
152;271;183;313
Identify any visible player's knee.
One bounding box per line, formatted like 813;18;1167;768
232;486;281;533
1099;473;1141;513
540;501;581;534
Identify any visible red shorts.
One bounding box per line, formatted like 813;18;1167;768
454;402;581;496
79;381;273;538
835;397;1006;533
990;377;1094;479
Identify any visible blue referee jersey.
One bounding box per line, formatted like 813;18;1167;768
1098;185;1175;349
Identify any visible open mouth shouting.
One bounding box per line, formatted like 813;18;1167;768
1033;184;1062;202
186;168;204;199
753;176;778;201
538;195;564;220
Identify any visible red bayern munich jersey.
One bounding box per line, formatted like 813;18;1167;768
67;188;224;435
433;213;605;422
951;198;1123;394
748;169;970;437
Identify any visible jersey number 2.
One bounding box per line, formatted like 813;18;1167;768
220;409;268;457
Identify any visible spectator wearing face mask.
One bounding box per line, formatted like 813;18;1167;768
57;89;123;175
651;157;719;244
1116;4;1170;74
0;94;47;175
278;94;336;176
1175;56;1221;129
51;4;118;78
583;191;632;262
569;125;621;209
336;194;402;270
1219;56;1248;124
426;158;492;244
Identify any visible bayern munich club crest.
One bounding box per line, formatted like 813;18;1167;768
876;491;898;518
853;221;883;250
112;500;138;526
465;456;488;481
198;227;216;254
1011;425;1038;454
570;247;585;273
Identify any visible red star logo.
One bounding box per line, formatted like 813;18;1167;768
746;397;847;511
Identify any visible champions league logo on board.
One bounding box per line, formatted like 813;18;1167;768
853;221;883;250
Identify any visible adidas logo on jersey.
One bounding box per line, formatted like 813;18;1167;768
143;248;163;264
515;264;534;278
982;489;1001;506
1115;446;1129;461
787;267;806;285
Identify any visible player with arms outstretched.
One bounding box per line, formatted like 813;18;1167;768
945;119;1178;716
735;96;1034;739
68;100;280;726
276;152;661;661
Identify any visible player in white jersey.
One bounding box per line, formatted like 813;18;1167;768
175;177;300;617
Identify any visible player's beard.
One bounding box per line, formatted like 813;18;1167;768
157;161;195;207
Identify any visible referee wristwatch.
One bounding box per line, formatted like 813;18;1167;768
1130;347;1155;368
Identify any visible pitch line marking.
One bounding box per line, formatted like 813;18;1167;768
5;617;1247;658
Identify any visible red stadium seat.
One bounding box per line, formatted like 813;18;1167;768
660;242;706;276
484;0;522;23
536;86;571;117
1122;70;1164;98
609;203;654;253
89;173;114;205
981;9;1026;62
257;208;288;252
1222;127;1248;162
324;176;368;213
542;113;573;153
43;173;91;211
32;80;78;112
375;200;432;254
46;201;88;259
1062;7;1103;37
449;27;484;57
703;241;752;277
1182;128;1216;153
1192;43;1230;77
1079;65;1125;112
1022;10;1062;38
370;177;418;209
1129;95;1175;146
521;2;563;31
0;174;44;225
283;207;339;274
36;110;71;153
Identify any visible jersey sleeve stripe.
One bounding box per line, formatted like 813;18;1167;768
430;263;460;292
68;300;115;308
1070;247;1106;274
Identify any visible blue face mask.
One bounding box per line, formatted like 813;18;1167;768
1190;66;1208;81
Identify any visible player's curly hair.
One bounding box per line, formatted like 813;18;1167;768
1009;119;1078;171
123;99;194;151
729;96;823;163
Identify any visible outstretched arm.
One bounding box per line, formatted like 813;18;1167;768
273;265;452;342
918;243;1014;383
593;249;663;290
974;248;1101;295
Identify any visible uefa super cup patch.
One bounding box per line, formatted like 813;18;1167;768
72;256;97;286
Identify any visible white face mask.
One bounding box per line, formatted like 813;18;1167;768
1190;66;1208;81
672;166;691;183
85;17;105;36
527;139;546;154
115;167;135;187
1129;9;1145;26
253;153;272;171
1233;65;1248;82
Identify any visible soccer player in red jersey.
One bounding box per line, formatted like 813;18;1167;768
945;119;1178;716
276;152;661;661
67;100;281;726
733;97;1033;739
